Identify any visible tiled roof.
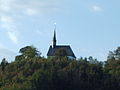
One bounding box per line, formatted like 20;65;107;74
47;45;76;58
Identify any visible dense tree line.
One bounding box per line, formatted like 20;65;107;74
0;46;120;90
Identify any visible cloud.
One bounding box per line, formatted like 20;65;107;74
7;31;18;44
25;8;38;16
0;0;60;44
0;0;59;16
0;16;19;44
91;5;103;12
0;0;19;44
0;43;6;49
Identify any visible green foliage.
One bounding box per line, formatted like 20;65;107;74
0;58;8;71
0;57;104;90
55;48;68;57
15;46;41;61
107;47;120;60
1;46;120;90
104;47;120;89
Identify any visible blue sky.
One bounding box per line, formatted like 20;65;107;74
0;0;120;62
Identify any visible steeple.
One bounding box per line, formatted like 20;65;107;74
53;30;56;48
53;23;57;48
47;23;76;59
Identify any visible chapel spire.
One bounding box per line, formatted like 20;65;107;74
53;23;57;48
47;23;76;59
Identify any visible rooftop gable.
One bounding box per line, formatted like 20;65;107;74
47;45;76;58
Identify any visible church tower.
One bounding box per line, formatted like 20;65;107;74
53;30;56;48
47;25;76;59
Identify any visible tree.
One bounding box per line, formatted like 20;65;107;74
107;47;120;60
0;58;8;71
114;47;120;60
55;48;67;57
107;51;115;60
15;46;41;61
104;47;120;89
19;46;41;58
88;56;99;64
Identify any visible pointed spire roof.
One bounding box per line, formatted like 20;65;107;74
53;30;56;42
47;23;76;59
53;23;57;48
53;23;56;41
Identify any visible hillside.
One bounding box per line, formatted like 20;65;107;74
0;46;120;90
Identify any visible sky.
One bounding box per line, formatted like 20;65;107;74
0;0;120;62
